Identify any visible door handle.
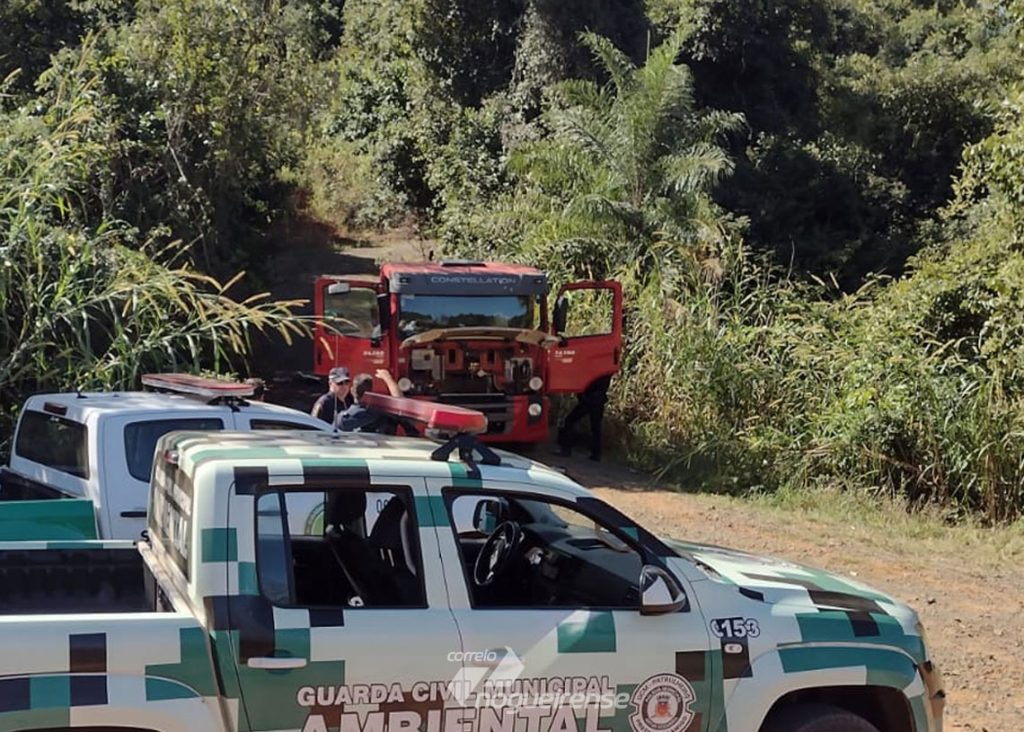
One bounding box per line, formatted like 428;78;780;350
247;657;308;670
120;510;147;518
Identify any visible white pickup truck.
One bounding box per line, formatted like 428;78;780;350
0;398;944;732
0;379;330;540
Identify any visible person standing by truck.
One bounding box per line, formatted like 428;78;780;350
556;374;612;461
311;366;354;424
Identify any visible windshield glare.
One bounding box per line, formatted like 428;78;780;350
398;295;535;338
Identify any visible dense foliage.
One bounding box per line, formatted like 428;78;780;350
0;28;307;453
3;0;1024;520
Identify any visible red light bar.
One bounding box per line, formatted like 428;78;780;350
142;373;255;399
361;393;488;435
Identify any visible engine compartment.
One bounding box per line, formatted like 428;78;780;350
402;340;543;397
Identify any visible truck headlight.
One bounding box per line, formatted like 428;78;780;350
528;376;544;392
397;377;413;393
528;403;543;417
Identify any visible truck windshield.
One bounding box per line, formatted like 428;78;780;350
398;295;535;338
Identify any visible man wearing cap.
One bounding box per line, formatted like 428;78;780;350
311;367;355;425
334;369;403;433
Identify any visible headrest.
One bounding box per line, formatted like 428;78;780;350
325;490;367;528
369;497;406;542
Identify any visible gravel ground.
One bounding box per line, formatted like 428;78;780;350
554;455;1024;732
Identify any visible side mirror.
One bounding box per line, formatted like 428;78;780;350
639;565;687;615
552;295;569;334
327;282;351;295
472;499;503;534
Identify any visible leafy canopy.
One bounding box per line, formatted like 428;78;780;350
453;31;743;285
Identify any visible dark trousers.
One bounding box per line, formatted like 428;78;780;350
558;376;611;458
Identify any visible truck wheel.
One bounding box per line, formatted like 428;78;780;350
764;704;881;732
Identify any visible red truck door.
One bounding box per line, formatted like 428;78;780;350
546;280;623;393
313;276;390;377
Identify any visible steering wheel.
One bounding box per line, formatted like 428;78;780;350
473;521;522;587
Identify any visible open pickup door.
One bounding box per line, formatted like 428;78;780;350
313;276;390;377
546;280;623;393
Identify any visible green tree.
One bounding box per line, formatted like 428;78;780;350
0;44;304;449
449;31;743;284
506;0;651;122
646;0;1020;284
67;0;328;276
414;0;525;107
0;0;89;95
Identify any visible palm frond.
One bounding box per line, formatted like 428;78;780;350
661;145;737;194
579;32;636;95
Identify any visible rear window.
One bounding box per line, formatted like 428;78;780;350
124;418;224;481
15;410;89;479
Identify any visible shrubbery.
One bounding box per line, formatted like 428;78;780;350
0;40;304;455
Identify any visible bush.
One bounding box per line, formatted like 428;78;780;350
0;42;305;457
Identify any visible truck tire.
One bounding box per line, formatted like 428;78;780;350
764;704;881;732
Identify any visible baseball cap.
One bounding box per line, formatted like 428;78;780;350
328;366;351;384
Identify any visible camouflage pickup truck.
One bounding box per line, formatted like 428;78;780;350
0;405;944;732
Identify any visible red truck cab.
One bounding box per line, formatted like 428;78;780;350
313;260;622;442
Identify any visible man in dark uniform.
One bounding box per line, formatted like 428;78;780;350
311;366;354;425
335;369;405;433
556;374;612;461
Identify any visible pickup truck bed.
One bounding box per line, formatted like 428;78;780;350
0;543;155;614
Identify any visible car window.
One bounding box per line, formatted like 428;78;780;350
445;492;643;609
324;287;378;337
15;410;89;479
124;418;224;481
249;419;322;431
255;487;425;609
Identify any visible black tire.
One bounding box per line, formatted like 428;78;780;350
764;704;881;732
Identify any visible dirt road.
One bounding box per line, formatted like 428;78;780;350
554;455;1024;732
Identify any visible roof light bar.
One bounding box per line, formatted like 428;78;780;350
361;393;488;435
141;373;255;400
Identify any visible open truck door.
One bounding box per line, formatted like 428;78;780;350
547;280;623;393
313;276;390;378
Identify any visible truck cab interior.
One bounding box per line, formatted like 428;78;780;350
447;493;644;609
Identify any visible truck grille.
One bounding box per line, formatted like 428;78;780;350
437;393;513;434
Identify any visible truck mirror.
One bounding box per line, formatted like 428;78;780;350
553;295;569;334
472;499;504;534
370;324;383;347
639;565;687;615
327;282;351;295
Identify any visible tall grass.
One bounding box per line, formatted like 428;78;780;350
0;44;305;456
604;240;1024;523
